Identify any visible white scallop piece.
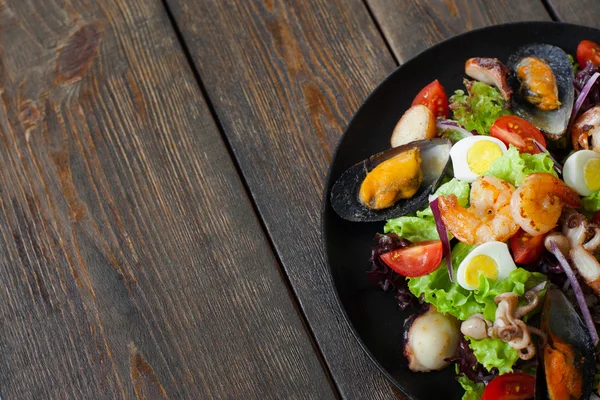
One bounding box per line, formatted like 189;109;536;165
449;136;507;183
456;241;516;291
563;149;600;196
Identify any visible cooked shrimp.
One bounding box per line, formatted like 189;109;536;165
510;172;581;236
438;176;519;245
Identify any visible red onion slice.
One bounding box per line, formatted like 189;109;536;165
430;197;453;282
548;239;599;346
532;139;563;175
436;120;474;138
570;71;600;127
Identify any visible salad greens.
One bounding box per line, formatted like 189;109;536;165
408;250;546;321
385;178;470;242
408;241;546;374
441;129;468;144
457;375;485;400
467;337;519;375
449;81;512;135
568;53;580;74
583;191;600;216
384;216;439;242
484;145;558;186
417;178;470;218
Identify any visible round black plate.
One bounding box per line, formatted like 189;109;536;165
322;22;600;400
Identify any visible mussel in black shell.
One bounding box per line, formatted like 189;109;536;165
535;288;595;400
507;44;574;140
330;138;451;222
516;57;561;111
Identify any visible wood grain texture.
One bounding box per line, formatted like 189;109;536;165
366;0;551;62
163;0;561;399
546;0;600;26
0;0;335;398
164;0;402;399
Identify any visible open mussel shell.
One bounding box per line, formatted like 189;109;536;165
507;44;574;140
535;287;595;400
330;138;451;222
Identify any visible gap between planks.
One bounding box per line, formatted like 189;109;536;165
157;0;342;397
361;0;400;66
540;0;562;21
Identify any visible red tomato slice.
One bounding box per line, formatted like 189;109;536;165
380;240;442;277
510;229;546;264
482;373;535;400
577;40;600;68
490;116;546;154
412;80;449;119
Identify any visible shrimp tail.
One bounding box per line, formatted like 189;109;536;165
512;173;580;236
438;194;478;245
525;173;581;208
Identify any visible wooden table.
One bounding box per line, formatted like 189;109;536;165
0;0;596;398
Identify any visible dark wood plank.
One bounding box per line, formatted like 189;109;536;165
545;0;600;26
163;0;553;398
0;0;335;398
164;0;400;398
366;0;551;62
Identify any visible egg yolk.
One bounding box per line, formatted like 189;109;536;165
467;141;503;175
584;158;600;192
464;255;498;288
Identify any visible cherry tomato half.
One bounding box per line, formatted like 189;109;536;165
490;116;546;154
412;80;449;119
510;229;546;264
577;40;600;68
380;240;443;277
482;372;536;400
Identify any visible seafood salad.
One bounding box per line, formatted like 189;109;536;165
331;40;600;400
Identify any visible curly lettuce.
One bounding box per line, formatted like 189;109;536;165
583;191;600;217
467;337;519;375
449;80;512;135
457;375;485;400
384;216;438;242
484;145;557;186
568;53;580;74
441;129;468;144
417;178;470;218
408;244;546;375
408;245;546;321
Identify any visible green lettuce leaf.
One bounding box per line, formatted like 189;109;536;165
452;242;477;267
449;81;512;135
568;54;580;74
408;249;546;321
484;145;557;186
408;264;479;320
409;253;545;373
441;129;468;144
467;337;519;375
383;216;439;242
582;191;600;217
417;178;470;218
457;375;485;400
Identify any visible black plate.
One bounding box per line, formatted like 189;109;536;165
322;22;600;400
